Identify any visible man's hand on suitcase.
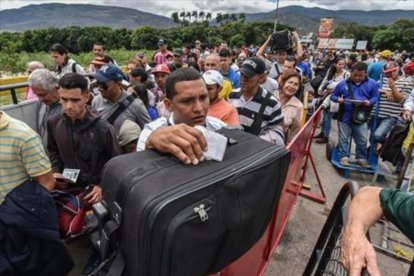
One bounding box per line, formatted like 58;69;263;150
83;185;102;204
145;124;207;165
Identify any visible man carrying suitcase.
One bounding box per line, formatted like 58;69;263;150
137;67;227;165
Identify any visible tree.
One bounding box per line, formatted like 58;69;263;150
239;13;246;23
371;28;401;49
192;10;198;23
216;13;223;25
171;12;180;24
230;34;245;48
199;11;205;23
186;11;192;23
206;12;212;22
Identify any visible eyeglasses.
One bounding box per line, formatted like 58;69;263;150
97;82;108;90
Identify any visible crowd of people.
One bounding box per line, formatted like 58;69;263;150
1;34;414;275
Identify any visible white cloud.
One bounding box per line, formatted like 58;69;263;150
1;0;413;16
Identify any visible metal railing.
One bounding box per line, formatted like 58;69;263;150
0;82;29;105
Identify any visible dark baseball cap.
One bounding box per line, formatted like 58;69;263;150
173;49;184;57
93;64;124;82
240;57;266;78
157;38;168;45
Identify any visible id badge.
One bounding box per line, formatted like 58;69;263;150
62;168;81;184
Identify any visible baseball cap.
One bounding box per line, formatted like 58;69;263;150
173;49;184;57
383;61;399;74
157;38;168;45
152;64;170;75
118;120;141;147
379;49;392;59
93;64;124;82
403;61;414;76
203;70;224;87
240;57;265;78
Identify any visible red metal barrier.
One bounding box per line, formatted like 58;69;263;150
220;106;326;276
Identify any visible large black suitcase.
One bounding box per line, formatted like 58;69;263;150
98;128;290;276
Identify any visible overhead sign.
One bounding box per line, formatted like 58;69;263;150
356;40;368;50
318;18;334;38
318;38;337;49
335;39;354;49
318;38;354;49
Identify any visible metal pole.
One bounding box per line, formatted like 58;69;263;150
273;0;280;32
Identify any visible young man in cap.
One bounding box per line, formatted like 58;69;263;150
172;49;186;69
368;49;392;82
91;64;151;135
203;70;240;126
228;57;285;146
150;64;173;118
154;38;173;65
373;61;413;147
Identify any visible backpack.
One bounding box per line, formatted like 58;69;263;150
271;29;293;52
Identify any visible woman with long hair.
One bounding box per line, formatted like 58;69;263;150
314;56;350;143
132;83;159;120
276;69;304;143
50;43;85;79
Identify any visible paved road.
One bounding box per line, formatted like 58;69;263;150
265;128;412;276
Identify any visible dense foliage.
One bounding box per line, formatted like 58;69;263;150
0;18;413;73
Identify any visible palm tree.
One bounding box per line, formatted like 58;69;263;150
192;10;198;23
199;11;205;22
230;13;237;22
186;11;192;23
216;13;223;25
239;13;246;23
222;13;229;25
171;12;180;24
179;11;186;25
206;12;212;22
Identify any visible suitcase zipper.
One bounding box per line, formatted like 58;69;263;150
160;200;213;276
140;146;287;275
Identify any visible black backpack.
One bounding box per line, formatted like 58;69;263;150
271;29;292;52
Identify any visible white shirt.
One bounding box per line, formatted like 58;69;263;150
137;115;227;151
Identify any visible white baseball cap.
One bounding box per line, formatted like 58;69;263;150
203;70;223;87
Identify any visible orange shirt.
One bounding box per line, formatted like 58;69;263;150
208;99;240;126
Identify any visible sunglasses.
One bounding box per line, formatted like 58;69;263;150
97;82;108;90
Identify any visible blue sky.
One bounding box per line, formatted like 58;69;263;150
1;0;413;16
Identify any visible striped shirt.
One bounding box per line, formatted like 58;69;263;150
228;87;285;145
375;77;414;118
0;112;51;203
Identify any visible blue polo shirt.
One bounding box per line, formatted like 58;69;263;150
221;67;240;89
330;78;379;124
368;61;385;81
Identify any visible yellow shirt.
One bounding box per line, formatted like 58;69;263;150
402;122;414;149
219;79;233;100
0;112;51;202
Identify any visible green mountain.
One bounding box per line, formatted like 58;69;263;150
0;3;176;32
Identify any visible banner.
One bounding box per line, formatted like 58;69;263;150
335;39;354;49
356;40;368;50
318;38;354;49
318;18;334;38
318;38;337;49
